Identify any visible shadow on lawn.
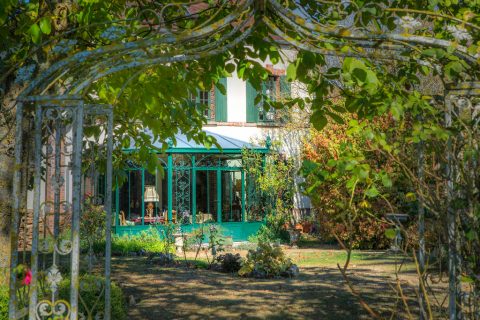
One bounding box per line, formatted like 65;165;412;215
112;257;417;320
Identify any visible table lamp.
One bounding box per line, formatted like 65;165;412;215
144;186;159;217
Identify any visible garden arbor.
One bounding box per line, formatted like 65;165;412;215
7;1;480;319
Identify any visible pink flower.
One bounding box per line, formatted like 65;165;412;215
22;270;32;286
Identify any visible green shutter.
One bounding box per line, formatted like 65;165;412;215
280;75;291;98
246;80;257;123
215;78;227;122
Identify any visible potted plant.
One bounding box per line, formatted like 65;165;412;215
301;215;315;234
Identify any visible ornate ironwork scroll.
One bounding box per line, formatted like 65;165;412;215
173;155;192;223
8;100;113;320
7;1;480;319
444;82;480;319
8;98;83;320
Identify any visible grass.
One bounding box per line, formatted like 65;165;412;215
111;246;425;319
288;249;416;272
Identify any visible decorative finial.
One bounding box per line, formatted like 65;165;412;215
167;138;173;148
266;136;272;150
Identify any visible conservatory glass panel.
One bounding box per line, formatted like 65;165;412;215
143;170;167;223
128;170;142;223
221;171;242;222
195;170;218;223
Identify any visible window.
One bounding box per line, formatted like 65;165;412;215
195;170;218;223
221;171;242;222
117;167;167;225
191;90;212;119
258;76;277;122
246;75;290;123
189;79;228;122
199;90;210;118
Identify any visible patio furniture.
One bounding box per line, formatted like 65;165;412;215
196;212;213;223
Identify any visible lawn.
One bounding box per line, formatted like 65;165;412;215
112;246;426;319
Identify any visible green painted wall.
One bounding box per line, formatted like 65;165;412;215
115;221;264;242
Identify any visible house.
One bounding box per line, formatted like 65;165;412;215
114;58;312;241
20;58;312;244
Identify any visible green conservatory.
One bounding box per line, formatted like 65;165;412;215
114;131;269;241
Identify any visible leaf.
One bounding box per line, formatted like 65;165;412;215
365;186;379;198
405;192;417;202
286;63;297;82
39;17;52;35
465;230;476;241
381;174;393;188
461;276;475;284
311;111;327;131
29;23;41;44
385;229;397;240
225;63;235;73
325;111;344;124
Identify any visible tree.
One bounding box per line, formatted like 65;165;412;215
1;1;479;318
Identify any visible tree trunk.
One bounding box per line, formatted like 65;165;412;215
0;83;24;285
0;102;16;285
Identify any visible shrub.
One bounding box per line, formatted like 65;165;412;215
216;253;243;273
104;227;175;256
319;215;390;250
81;196;106;271
254;212;290;243
58;275;127;320
238;241;298;278
0;285;8;320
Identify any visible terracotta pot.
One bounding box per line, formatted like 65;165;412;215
294;223;303;232
302;222;312;234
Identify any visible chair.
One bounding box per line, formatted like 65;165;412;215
196;212;213;223
119;210;126;226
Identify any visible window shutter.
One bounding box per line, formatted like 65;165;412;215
246;80;257;123
215;78;227;122
280;75;291;98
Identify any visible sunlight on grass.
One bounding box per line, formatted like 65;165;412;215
287;250;416;273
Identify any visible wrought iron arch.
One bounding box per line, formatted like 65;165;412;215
8;1;480;319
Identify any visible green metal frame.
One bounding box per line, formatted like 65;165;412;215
115;145;269;240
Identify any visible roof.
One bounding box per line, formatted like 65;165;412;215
128;130;269;154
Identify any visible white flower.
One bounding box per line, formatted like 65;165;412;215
447;25;472;42
396;15;422;31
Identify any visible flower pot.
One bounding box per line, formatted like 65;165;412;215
302;222;312;234
294;223;303;232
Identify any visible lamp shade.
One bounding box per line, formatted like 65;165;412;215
144;186;159;202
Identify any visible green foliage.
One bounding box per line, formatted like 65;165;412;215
254;213;290;243
301;117;410;250
0;285;7;320
243;149;295;242
96;227;175;256
238;241;296;278
58;275;127;320
81;196;106;251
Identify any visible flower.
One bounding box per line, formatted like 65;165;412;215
447;25;472;42
395;15;422;31
22;269;32;286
